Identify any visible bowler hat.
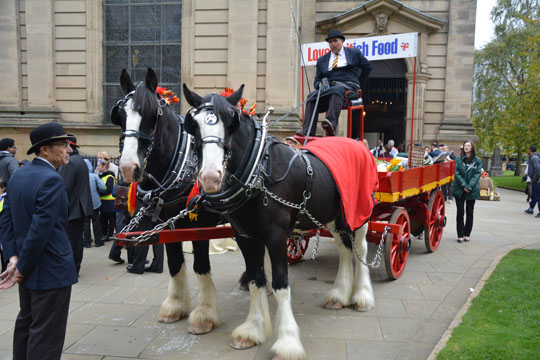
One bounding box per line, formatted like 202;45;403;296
325;29;345;42
27;122;72;155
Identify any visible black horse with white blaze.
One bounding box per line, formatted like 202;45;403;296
110;68;222;335
183;84;377;360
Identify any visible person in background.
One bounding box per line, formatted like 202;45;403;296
362;138;369;149
452;140;482;243
0;177;7;272
371;139;384;157
429;142;441;159
59;136;93;276
95;151;119;178
524;145;540;217
19;159;30;167
387;140;398;157
108;173;134;265
443;144;456;204
0;122;77;359
83;159;106;248
380;143;395;160
0;138;19;182
96;159;116;246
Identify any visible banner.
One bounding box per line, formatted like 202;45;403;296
301;32;418;66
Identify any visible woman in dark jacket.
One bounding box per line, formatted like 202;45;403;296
452;140;482;243
97;159;116;247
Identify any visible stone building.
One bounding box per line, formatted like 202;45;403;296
0;0;477;161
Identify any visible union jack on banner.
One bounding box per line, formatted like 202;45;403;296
400;42;409;51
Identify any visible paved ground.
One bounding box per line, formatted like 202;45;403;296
0;188;538;360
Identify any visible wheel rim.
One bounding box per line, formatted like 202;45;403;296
386;209;410;279
427;191;445;250
287;237;309;264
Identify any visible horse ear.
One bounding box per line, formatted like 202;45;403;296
145;67;158;93
229;109;241;134
226;84;245;106
120;69;134;94
183;84;202;107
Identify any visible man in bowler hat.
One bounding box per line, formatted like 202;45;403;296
59;135;93;276
0;122;78;360
297;29;372;137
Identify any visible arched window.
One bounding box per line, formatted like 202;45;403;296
102;0;182;122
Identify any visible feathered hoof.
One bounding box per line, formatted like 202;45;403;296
231;336;257;350
323;299;344;310
157;313;186;324
271;339;306;360
188;320;214;335
352;292;375;312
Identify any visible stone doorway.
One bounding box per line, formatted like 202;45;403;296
363;59;407;151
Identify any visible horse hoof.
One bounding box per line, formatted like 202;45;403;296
158;314;184;324
324;300;344;310
231;337;256;350
188;320;214;335
354;302;374;312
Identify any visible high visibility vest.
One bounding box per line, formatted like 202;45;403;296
0;194;5;213
100;174;116;200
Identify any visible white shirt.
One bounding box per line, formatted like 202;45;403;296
37;157;55;169
327;47;348;71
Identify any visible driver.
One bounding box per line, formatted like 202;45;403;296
297;29;372;137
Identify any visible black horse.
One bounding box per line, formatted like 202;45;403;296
183;85;376;359
110;68;223;335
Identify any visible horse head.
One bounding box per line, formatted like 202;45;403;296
110;68;161;182
183;84;244;193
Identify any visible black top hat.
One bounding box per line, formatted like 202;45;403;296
325;29;345;42
27;122;72;155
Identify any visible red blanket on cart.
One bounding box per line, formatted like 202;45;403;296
304;137;378;231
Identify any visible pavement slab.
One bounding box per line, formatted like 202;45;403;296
0;188;537;359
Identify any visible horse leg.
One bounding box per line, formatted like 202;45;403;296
350;223;375;311
323;226;354;310
238;246;272;295
188;240;219;335
266;235;305;360
158;242;191;323
231;236;272;350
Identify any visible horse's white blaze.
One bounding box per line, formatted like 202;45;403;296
193;109;226;192
188;273;220;328
324;228;354;307
271;287;306;360
158;264;191;322
232;282;272;344
351;223;375;311
119;98;142;180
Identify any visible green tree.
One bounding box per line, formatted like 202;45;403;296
472;0;540;173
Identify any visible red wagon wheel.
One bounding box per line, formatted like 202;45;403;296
384;207;411;280
287;235;310;264
424;189;445;252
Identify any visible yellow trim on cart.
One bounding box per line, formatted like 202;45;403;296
375;175;455;203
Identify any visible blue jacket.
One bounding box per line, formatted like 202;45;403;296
0;158;77;290
85;159;105;210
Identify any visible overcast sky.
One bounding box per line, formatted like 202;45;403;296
474;0;497;49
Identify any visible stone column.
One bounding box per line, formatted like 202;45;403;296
0;0;22;110
439;0;477;141
86;0;103;124
227;0;258;101
25;0;56;109
265;0;300;134
490;147;504;177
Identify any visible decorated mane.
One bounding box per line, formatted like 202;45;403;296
220;88;256;115
156;86;180;105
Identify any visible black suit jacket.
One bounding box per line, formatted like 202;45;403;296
59;151;93;220
314;47;372;90
0;158;78;290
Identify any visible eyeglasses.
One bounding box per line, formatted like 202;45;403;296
51;142;70;149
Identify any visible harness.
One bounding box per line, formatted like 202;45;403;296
114;86;198;222
188;104;315;237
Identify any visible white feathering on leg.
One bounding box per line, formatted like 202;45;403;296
271;287;306;360
231;282;272;345
351;223;375;311
158;264;191;323
324;230;354;308
188;272;220;333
